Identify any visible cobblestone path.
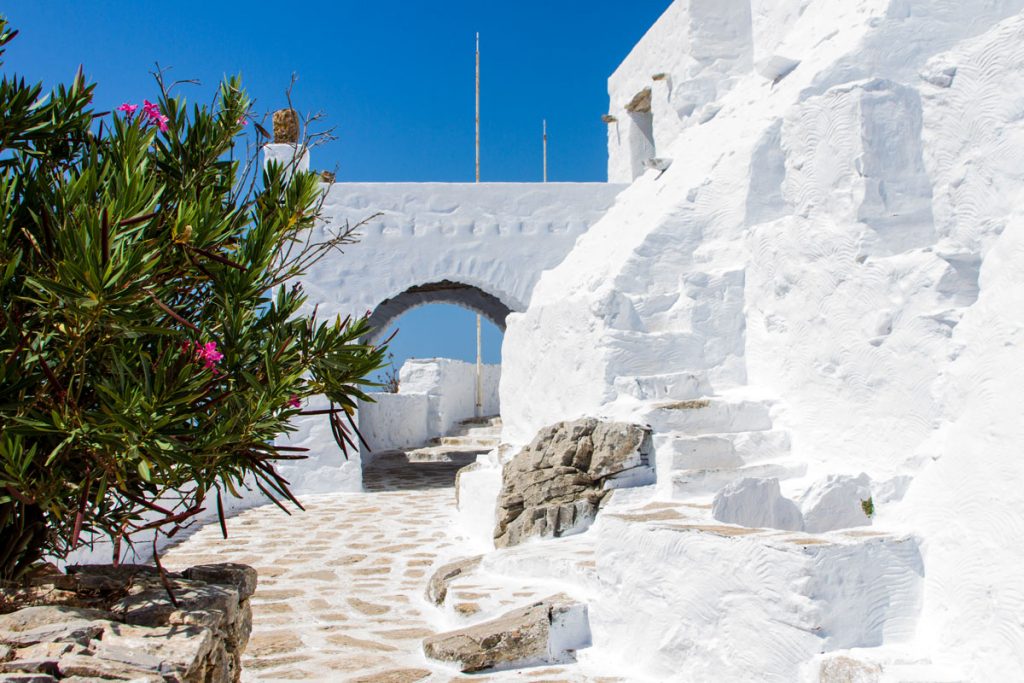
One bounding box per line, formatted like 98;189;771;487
162;452;605;682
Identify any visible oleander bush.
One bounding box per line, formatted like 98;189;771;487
0;17;386;580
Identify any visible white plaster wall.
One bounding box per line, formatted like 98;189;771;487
298;181;625;324
500;0;1024;677
606;0;754;182
357;358;500;457
356;393;431;459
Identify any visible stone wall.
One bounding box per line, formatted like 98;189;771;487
0;563;255;682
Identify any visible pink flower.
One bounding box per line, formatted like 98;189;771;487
141;100;170;133
287;394;302;409
237;115;247;126
117;102;138;116
182;340;224;370
197;342;224;370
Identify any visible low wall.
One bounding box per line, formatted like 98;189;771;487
358;358;500;458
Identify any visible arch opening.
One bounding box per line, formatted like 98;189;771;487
363;280;514;345
357;282;511;475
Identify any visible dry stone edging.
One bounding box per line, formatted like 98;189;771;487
422;594;591;673
0;563;255;683
494;419;653;547
424;556;483;607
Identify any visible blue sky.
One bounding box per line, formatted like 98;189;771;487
3;1;668;380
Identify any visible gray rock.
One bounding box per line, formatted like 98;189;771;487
494;419;652;547
0;661;58;676
183;564;258;601
0;675;58;683
425;556;482;606
0;607;111;647
422;594;590;672
90;622;214;681
112;580;238;630
0;563;255;683
0;606;112;634
56;653;164;682
9;642;84;663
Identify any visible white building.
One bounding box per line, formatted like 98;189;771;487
277;0;1024;678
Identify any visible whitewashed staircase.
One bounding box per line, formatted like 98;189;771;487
618;372;803;500
405;415;502;462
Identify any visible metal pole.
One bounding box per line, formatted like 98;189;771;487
475;33;483;418
543;119;548;182
476;315;483;417
475;32;480;184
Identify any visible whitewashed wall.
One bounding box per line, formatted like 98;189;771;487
606;0;754;182
291;178;626;324
357;359;500;461
499;0;1024;678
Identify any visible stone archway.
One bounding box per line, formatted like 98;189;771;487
260;156;625;493
363;280;513;344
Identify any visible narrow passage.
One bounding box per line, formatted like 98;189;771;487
163;443;601;681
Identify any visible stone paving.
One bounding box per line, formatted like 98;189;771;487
162;447;618;682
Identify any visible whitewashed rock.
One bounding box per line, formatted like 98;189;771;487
712;477;804;531
801;474;873;533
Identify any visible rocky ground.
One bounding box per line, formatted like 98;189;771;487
162;440;619;682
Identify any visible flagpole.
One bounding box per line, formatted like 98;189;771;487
475;33;483;418
543;119;548;182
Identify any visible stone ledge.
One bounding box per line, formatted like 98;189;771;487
0;563;256;683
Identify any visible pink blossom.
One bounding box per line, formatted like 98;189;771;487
140;100;170;133
182;340;224;370
287;394;302;409
237;115;248;126
197;342;224;369
117;102;138;116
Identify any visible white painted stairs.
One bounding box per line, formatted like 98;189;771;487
615;372;804;500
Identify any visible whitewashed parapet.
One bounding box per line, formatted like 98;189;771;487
357;359;501;458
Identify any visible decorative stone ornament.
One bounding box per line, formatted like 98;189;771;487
271;108;299;144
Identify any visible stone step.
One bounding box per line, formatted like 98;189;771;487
654;430;791;471
459;415;502;428
815;653;966;682
403;446;489;463
451;424;503;439
596;502;924;677
613;371;713;402
670;460;807;499
438;435;500;448
640;398;774;435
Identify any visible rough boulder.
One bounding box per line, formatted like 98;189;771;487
422;594;590;672
494;419;653;548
